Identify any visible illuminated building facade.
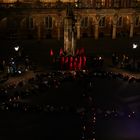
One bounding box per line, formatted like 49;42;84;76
0;0;140;40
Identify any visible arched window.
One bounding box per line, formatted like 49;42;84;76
45;16;53;29
113;0;120;8
125;0;131;7
99;17;106;27
81;17;89;28
8;19;17;29
108;0;112;7
96;0;101;8
117;17;123;27
135;16;140;26
101;0;105;7
95;0;106;8
131;0;138;7
27;17;34;29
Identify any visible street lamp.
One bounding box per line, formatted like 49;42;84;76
132;43;138;49
14;46;19;52
132;43;138;70
14;45;22;57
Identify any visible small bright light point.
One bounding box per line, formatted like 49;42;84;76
75;3;78;7
14;46;19;51
18;70;22;74
83;70;86;73
133;43;138;49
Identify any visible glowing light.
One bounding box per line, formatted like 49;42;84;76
14;46;19;51
18;70;22;74
133;43;138;49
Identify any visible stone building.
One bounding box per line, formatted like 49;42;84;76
0;0;140;40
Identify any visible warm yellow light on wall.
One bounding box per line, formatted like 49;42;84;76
1;0;78;3
126;16;130;25
40;0;76;2
40;0;57;2
101;0;105;6
109;16;112;25
2;0;17;3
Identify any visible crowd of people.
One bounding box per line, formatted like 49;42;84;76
0;46;140;139
49;48;87;70
49;48;104;71
0;68;140;139
112;52;140;71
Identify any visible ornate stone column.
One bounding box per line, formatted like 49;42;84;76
57;22;61;40
36;17;42;40
38;24;41;40
94;15;100;40
112;24;117;39
112;14;118;39
95;24;99;40
64;4;76;56
20;18;26;29
56;14;62;40
76;21;80;39
130;15;134;38
130;23;134;38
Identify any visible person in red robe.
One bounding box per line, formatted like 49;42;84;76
65;57;69;70
69;62;73;71
83;56;86;68
59;48;63;56
76;49;79;56
70;56;73;63
74;61;77;70
78;62;81;70
61;56;65;69
50;49;54;56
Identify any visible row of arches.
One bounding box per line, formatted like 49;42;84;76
81;15;140;28
3;15;139;29
0;14;140;39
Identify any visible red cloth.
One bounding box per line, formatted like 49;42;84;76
74;61;77;70
65;57;69;63
80;48;85;55
75;57;78;62
59;48;63;56
61;57;64;63
78;62;81;70
79;56;82;64
83;56;86;62
50;49;54;56
70;56;73;63
76;49;79;55
69;62;73;70
83;56;86;66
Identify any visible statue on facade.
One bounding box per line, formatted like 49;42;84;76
64;3;76;56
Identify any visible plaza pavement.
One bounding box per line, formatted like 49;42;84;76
0;36;140;85
0;37;140;140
